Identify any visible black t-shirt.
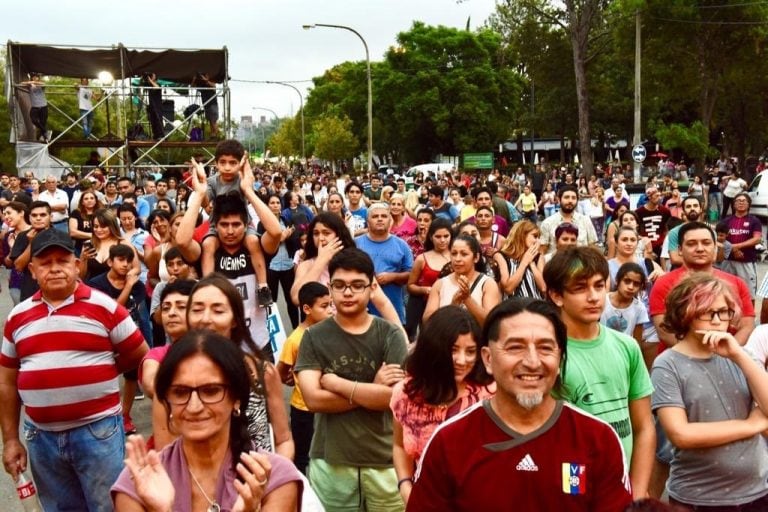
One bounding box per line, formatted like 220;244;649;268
9;228;40;300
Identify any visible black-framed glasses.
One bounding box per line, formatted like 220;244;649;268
329;280;372;294
167;384;229;405
696;309;735;322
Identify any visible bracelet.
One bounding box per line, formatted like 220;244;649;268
397;477;413;490
349;381;358;404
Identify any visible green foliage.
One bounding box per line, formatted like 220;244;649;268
652;120;715;161
311;115;358;163
269;116;302;158
303;22;523;164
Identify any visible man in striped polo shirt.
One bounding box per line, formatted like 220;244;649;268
0;229;148;511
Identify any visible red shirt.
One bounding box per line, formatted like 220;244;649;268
408;400;632;512
649;267;755;352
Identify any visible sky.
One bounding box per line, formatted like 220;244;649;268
3;0;499;122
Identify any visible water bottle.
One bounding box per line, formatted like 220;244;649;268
15;470;42;512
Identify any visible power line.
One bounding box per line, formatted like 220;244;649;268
646;15;768;24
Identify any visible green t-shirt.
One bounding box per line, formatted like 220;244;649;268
294;316;408;467
560;325;653;463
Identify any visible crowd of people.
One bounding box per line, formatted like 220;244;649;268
0;142;766;511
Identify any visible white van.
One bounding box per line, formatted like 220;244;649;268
405;163;455;180
748;171;768;219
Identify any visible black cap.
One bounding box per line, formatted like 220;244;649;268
31;229;75;257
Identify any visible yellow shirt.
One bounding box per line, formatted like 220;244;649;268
460;205;476;221
279;325;308;411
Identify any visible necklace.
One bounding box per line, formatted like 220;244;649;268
189;467;220;512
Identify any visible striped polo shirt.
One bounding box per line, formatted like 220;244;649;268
1;282;144;431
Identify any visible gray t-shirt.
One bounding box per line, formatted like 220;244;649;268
651;349;768;506
206;174;241;203
294;316;407;467
29;84;46;108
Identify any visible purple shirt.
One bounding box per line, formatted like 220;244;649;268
111;438;302;511
723;214;762;262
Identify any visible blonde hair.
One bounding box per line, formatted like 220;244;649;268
500;220;539;261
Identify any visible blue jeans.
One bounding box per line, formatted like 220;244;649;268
52;220;69;234
24;414;125;512
80;108;94;138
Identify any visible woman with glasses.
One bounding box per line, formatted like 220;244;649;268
652;273;768;510
112;330;303;511
186;274;294;460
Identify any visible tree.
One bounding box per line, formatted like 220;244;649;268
380;22;522;162
652;120;715;163
311;115;358;169
269;116;302;158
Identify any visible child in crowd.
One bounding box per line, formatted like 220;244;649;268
276;282;333;475
714;221;732;270
86;243;151;435
601;262;649;344
201;139;276;306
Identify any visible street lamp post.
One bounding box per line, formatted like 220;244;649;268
303;23;373;172
265;81;305;165
253;107;280;159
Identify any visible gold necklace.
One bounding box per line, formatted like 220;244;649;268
189;467;220;512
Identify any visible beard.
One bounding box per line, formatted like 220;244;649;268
515;392;544;410
685;211;701;222
560;203;576;214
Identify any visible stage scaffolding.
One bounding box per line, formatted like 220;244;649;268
6;41;231;175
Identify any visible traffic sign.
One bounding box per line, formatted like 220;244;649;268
632;144;646;163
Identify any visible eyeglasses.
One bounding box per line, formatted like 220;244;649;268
696;309;735;322
166;384;229;405
329;280;372;294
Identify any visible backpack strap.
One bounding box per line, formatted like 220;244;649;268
469;274;484;294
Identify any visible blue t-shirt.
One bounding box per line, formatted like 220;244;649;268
355;235;413;323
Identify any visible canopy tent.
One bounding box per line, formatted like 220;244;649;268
6;42;228;83
6;41;230;172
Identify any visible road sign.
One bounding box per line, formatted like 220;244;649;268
632;144;646;163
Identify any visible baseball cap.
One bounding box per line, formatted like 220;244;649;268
31;229;75;257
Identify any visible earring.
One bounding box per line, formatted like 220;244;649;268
169;413;173;420
233;408;241;417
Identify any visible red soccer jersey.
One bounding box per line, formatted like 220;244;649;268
408;400;632;512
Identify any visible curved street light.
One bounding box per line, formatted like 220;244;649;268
303;23;373;172
265;81;305;165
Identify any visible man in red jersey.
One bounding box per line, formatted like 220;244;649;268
407;298;632;511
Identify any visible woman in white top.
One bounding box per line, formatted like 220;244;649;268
722;170;748;217
423;234;501;327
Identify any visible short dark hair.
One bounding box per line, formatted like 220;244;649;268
405;306;491;405
714;221;730;234
329;248;375;282
164;245;191;265
215;139;245;161
472;186;491;200
159;279;196;303
481;298;567;395
428;186;444;198
154;330;252;471
212;193;248;226
557;185;578;200
29;200;51;213
344;181;363;195
147;208;172;228
543;246;609;297
679;221;715;245
298;282;330;308
682;195;701;209
108;243;134;262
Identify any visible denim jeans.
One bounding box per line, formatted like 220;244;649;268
24;414;125;512
80;108;94;138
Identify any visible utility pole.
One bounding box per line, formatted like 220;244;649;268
633;10;642;182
